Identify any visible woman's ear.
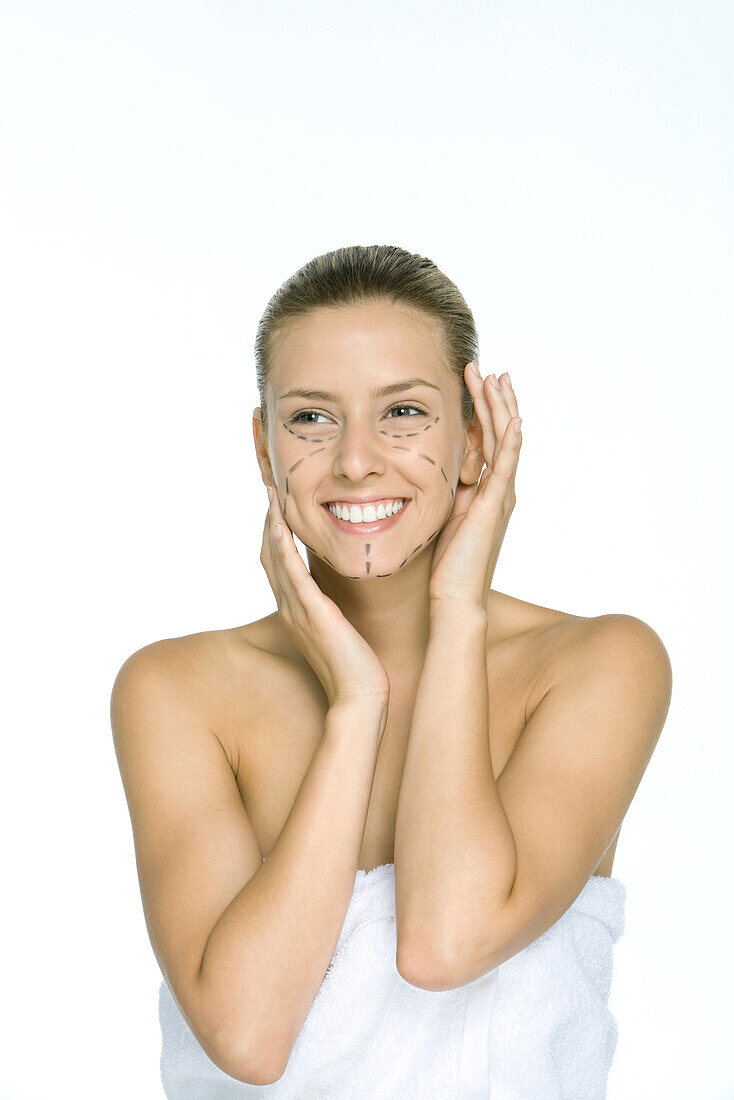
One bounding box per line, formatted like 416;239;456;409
252;408;274;486
458;415;486;486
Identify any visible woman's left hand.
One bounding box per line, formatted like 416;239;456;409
428;364;522;609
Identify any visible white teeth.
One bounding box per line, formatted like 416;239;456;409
328;499;405;523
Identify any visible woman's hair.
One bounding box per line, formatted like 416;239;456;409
254;244;479;435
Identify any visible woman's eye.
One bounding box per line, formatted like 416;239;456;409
291;410;329;425
290;403;425;426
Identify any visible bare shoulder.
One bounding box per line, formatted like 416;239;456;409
529;608;673;727
487;598;672;881
486;591;672;722
111;627;257;760
114;619;292;695
113;627;246;700
484;589;583;709
559;612;673;706
112;616;312;768
549;611;672;679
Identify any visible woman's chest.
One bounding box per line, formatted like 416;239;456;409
227;633;544;874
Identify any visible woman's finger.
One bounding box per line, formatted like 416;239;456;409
265;488;298;615
464;362;496;469
267;484;318;614
260;491;291;616
473;421;521;520
484;372;514;467
474;368;521;471
499;372;520;420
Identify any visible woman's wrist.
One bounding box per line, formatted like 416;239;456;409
429;597;489;628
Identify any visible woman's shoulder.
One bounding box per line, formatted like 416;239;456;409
484;588;586;653
123;615;285;668
116;622;282;723
485;587;659;649
484;591;664;713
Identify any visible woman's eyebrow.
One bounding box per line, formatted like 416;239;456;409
278;378;441;404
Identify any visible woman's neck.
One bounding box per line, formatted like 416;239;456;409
306;549;434;673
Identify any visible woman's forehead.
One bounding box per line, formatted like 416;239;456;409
270;303;450;383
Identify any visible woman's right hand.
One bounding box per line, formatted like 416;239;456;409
260;485;391;710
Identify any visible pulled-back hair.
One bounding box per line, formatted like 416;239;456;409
254;244;479;434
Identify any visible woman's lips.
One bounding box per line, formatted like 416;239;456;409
321;500;411;535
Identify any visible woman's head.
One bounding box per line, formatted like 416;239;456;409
253;244;485;580
255;244;478;437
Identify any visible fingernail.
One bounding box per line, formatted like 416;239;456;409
514;417;522;434
469;361;480;376
489;373;500;390
267;486;273;502
505;371;512;387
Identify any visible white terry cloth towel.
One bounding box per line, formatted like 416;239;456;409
159;862;626;1099
484;873;627;1100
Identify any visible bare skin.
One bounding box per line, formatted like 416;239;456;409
111;299;635;1083
211;299;620;879
174;593;620;881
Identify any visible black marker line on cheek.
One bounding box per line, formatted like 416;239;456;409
278;414;453;577
280;418;340;521
379;414;440;438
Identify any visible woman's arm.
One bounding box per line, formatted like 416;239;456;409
393;600;517;986
111;646;386;1086
198;694;387;1083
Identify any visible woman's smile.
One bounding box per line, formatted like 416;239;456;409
321;498;411;535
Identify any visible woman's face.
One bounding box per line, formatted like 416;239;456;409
254;299;476;579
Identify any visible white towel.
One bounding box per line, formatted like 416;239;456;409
159;863;626;1098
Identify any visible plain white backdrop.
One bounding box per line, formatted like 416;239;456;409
1;1;732;1097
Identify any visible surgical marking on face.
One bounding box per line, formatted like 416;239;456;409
283;422;340;443
284;415;440;444
286;445;327;474
277;413;455;577
375;522;442;576
379;415;440;438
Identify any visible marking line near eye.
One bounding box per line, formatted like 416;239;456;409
289;402;428;427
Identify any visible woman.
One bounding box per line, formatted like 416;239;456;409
111;244;672;1097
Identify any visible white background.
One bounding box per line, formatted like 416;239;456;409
1;1;732;1097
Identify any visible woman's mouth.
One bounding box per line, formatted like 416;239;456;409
321;498;411;535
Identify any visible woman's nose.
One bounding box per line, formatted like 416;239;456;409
330;422;388;479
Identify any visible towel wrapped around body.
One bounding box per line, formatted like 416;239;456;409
159;861;626;1098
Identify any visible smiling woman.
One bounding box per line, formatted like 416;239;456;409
110;244;671;1097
